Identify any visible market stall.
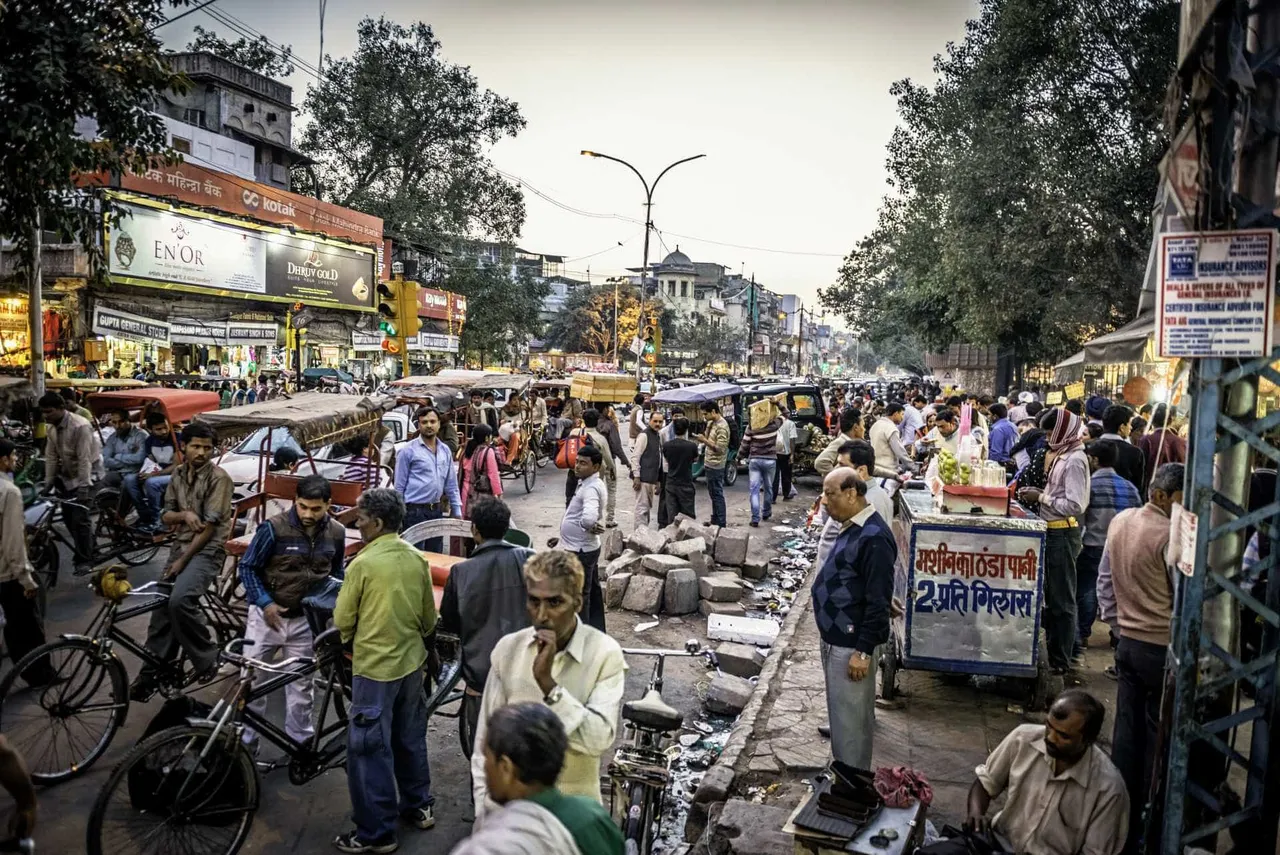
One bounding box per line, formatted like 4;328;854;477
882;487;1051;707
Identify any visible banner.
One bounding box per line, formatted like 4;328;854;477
171;319;278;347
905;524;1044;672
108;203;375;311
352;330;459;352
417;287;468;322
93;305;170;344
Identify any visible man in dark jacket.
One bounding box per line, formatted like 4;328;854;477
812;467;895;767
1098;404;1145;494
662;417;699;522
438;496;534;758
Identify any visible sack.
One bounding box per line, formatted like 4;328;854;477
555;430;592;469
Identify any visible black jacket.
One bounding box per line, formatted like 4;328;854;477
1098;435;1146;495
438;540;535;691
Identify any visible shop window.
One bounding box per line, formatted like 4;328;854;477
182;108;207;128
681;281;688;298
171;136;192;154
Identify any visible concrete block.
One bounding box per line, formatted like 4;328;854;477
601;527;625;561
714;527;751;567
663;568;699;616
659;523;683;543
674;512;698;526
666;538;708;559
626;526;669;556
715;642;766;679
678;519;717;551
740;552;769;580
712;799;796;854
698;574;743;603
621;574;664;614
605;573;631;609
688;551;711;577
641;553;689;578
705;673;754;716
604;549;643;579
699;601;747;618
707;614;780;647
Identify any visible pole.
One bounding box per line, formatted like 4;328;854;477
796;303;803;377
612;278;619;368
638;196;652;383
28;211;44;397
746;274;756;376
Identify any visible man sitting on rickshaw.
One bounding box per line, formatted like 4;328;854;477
497;394;526;467
131;412;180;532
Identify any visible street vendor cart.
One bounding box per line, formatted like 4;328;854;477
880;486;1052;708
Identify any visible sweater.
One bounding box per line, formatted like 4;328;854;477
739;417;781;460
1098;503;1174;645
811;505;896;652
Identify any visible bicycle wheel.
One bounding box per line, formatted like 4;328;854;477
27;532;59;592
87;724;258;855
0;638;128;784
622;782;652;855
426;657;462;717
523;450;537;493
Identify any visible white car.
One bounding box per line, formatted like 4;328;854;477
220;416;403;498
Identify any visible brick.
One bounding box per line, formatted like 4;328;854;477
707;614;780;647
601;527;625;561
604;549;642;579
605;573;631;609
704;673;754;716
626;525;669;555
687;551;711;577
715;642;766;679
714;527;751;567
666;538;707;559
741;552;770;580
641;554;689;578
663;568;699;616
699;601;747;618
698;574;743;603
678;519;717;551
621;574;664;614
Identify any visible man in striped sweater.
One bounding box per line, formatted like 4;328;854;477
738;411;782;527
1076;441;1141;665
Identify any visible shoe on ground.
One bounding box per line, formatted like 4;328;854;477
1070;654;1085;668
1104;665;1119;680
749;521;759;528
787;491;798;500
129;674;159;703
401;805;435;830
333;831;398;853
193;663;220;685
818;724;831;738
762;514;772;521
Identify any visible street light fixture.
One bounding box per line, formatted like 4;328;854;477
580;150;706;380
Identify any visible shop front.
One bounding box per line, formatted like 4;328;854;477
89;304;172;375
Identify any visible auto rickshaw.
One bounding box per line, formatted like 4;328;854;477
649;382;743;485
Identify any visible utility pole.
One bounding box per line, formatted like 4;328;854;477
795;304;803;377
28;211;44;397
745;274;756;376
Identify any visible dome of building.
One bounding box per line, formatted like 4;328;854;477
656;246;696;273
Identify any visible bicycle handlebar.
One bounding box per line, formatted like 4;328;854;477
221;638;312;674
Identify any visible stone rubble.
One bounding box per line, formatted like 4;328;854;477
606;525;756;618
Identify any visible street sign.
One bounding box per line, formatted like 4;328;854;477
628;336;644;356
1160;122;1201;218
1157;229;1276;358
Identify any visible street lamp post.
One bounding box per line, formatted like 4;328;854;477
580;150;705;381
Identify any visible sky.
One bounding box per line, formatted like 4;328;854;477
160;0;980;321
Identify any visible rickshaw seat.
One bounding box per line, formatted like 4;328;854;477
264;472;367;507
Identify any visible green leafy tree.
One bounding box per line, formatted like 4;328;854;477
445;255;548;367
186;25;295;78
297;17;526;245
821;0;1178;366
1;0;187;278
675;318;746;370
544;283;642;357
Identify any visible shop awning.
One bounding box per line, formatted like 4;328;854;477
1082;314;1154;364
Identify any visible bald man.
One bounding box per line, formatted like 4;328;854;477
811;467;896;767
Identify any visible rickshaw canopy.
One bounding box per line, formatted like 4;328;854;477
47;378;148;390
195;392;394;448
86;388;222;423
650;382;742;405
391;372;532;403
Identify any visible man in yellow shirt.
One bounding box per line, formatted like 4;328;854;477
333;488;439;854
471;550;627;821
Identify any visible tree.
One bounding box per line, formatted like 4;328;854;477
297;18;526;246
675;318;746;370
821;0;1178;366
544;283;642;357
1;0;187;283
186;25;295;78
444;256;548;367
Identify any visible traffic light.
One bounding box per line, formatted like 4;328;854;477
377;280;404;336
399;280;422;339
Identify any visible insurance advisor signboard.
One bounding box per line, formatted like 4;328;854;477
1157;230;1276;358
108;203;375;311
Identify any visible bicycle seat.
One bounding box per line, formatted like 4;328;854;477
622;689;684;732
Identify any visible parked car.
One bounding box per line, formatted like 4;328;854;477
739;382;830;473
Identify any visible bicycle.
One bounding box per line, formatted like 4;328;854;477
610;641;718;855
0;580;244;785
24;494;167;591
84;633;351;855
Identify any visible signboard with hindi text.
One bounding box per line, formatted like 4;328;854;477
904;524;1045;675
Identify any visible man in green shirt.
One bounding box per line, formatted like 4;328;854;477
333;488;438;854
452;702;624;855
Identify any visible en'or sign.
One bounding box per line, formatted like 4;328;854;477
1045;391;1064;406
1157;230;1276;358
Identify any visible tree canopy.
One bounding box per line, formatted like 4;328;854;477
675;319;747;370
820;0;1178;365
186;25;295;78
297;17;526;247
544;282;642;358
1;0;186;272
445;255;548;367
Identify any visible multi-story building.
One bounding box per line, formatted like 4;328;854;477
646;249;729;324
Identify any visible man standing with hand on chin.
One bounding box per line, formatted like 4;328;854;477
472;550;627;821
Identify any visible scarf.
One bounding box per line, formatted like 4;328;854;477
1045;408;1083;474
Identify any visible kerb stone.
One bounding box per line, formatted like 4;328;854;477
705;673;754;716
699;601;747;618
666;538;707;559
601;527;625;561
621;574;664;614
626;526;669;555
605;573;631;609
740;552;769;580
715;642;766;679
604;549;642;579
714;528;751;567
698;574;743;603
641;554;689;578
663;568;699;616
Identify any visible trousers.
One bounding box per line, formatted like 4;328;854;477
748;458;777;524
402;505;443;554
634;481;659;528
664;479;696;522
1075;543;1103;655
143;550;220;676
242;606;315;746
771;452;794;499
1043;527;1082;671
348;670;433;843
602;465;618;526
54;483;94;570
576;548;605;632
820;641;880;769
0;581;51;685
704;462;727;527
1112;636;1167;855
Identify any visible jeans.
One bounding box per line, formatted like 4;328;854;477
771;452;794;499
1043;527;1083;671
142;550;221;676
820;641;880;768
125;473;170;526
347;670;433;843
0;580;51;685
1112;637;1167;855
576;548;605;632
242;607;315;746
402;505;443;554
705;462;727;527
1074;543;1103;656
747;458;777;523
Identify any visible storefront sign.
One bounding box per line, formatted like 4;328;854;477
93;305;170;344
351;330;459;352
171;319;278;347
108;203;375;311
905;525;1044;673
1158;230;1275;358
81;161;383;246
416;287;468;322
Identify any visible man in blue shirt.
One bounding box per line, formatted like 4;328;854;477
131;412;178;531
237;474;346;754
811;467;896;768
100;408;148;492
395;406;462;551
987;402;1019;468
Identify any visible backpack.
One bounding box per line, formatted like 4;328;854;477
555;429;592;469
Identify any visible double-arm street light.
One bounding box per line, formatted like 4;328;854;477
580;150;706;379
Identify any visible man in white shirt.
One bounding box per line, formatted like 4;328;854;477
472;550;627;819
771;414;799;501
559;445;608;631
0;439;52;686
869;403;914;478
900;396;926;446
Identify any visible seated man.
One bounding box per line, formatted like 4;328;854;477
100;408;147;493
451;703;623;854
129;412;178;531
918;689;1128;855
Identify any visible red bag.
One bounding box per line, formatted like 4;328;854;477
555;429;591;469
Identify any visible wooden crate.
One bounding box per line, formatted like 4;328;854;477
569;373;637;403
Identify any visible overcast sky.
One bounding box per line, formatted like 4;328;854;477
160;0;979;322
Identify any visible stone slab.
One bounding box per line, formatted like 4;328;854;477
708;614;780;647
688;551;711;577
604;573;631;610
679;519;718;550
600;527;625;561
663;568;699;616
666;538;708;559
715;642;766;679
621;574;664;614
604;549;642;579
714;527;751;566
641;553;690;578
699;601;747;618
705;673;754;716
626;525;669;555
698;574;743;603
740;552;770;580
